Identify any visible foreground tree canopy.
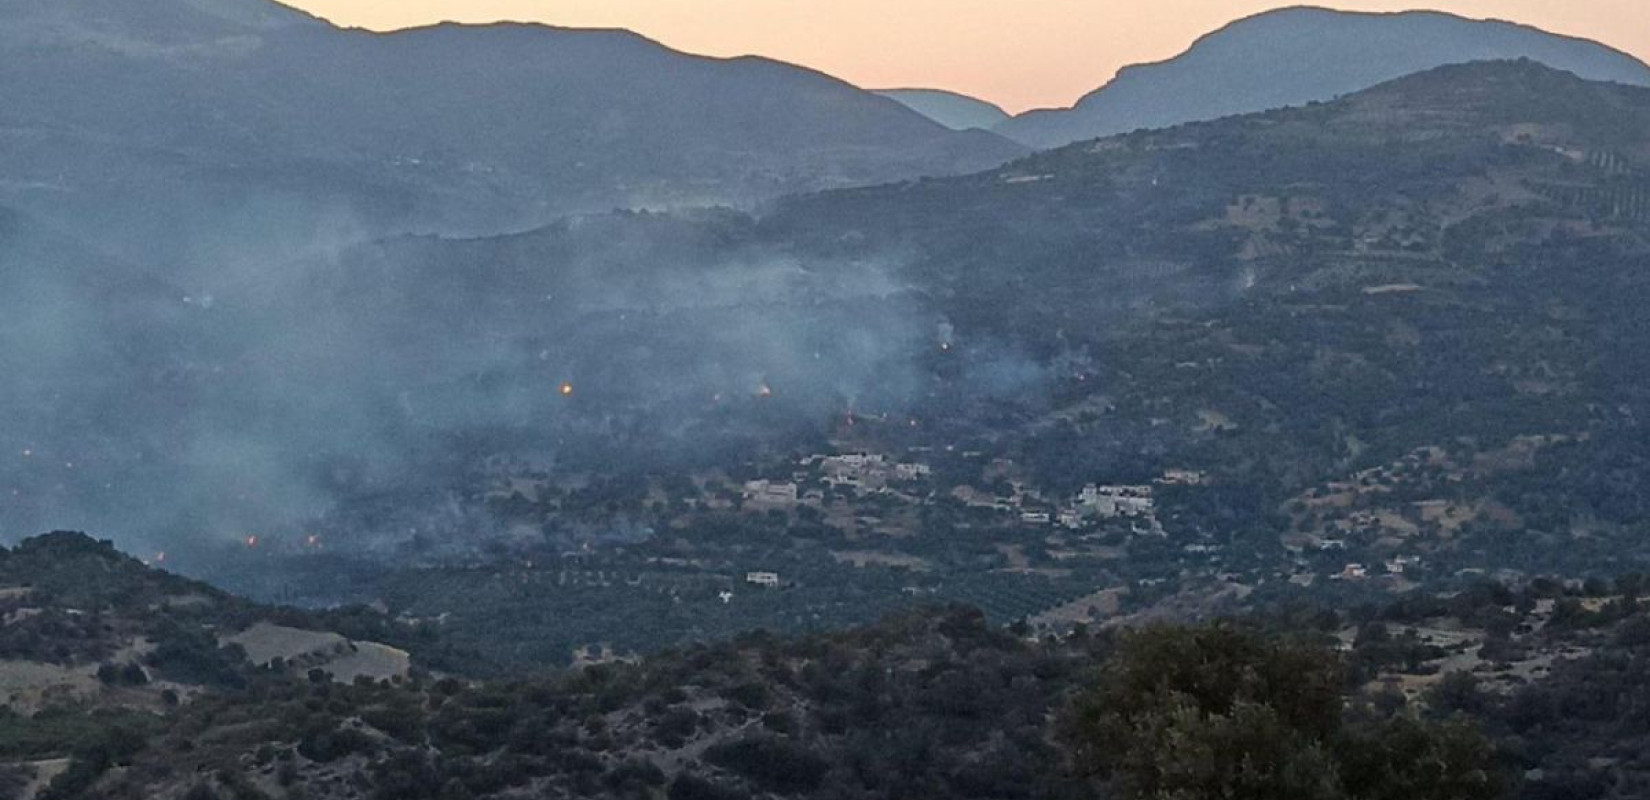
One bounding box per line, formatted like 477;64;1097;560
1060;624;1501;800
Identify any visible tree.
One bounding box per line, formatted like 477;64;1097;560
1058;624;1500;800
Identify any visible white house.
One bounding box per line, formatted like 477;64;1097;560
1385;555;1421;575
1335;563;1369;581
745;571;781;588
1077;484;1155;518
893;462;932;481
742;480;799;506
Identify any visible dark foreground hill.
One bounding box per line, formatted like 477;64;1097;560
997;7;1650;149
14;532;1650;800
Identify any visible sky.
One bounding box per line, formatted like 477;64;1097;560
284;1;1647;113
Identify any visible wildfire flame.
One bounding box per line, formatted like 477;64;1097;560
559;383;574;397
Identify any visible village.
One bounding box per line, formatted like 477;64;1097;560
731;449;1178;539
473;438;1453;620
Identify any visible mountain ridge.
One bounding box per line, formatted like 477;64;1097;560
876;88;1013;131
0;0;1024;244
996;6;1650;149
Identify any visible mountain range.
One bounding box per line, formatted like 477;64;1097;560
0;0;1022;245
7;5;1650;798
883;7;1650;150
875;88;1012;131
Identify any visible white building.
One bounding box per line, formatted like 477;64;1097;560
745;571;781;588
830;453;885;470
1077;484;1155;518
742;480;799;505
1158;469;1208;486
893;462;932;481
1335;563;1369;581
1385;555;1421;575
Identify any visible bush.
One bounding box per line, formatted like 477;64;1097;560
703;736;829;793
667;774;749;800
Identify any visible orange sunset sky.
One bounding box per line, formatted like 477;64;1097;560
284;1;1648;113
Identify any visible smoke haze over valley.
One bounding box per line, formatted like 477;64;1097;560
10;3;1650;799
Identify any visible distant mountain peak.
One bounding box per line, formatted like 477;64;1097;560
876;88;1012;131
996;6;1650;150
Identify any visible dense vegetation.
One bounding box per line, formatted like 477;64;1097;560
7;533;1650;799
34;602;1513;800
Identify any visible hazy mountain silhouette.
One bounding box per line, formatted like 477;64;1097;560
996;6;1650;149
0;0;1023;241
877;89;1011;131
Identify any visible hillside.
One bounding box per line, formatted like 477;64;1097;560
876;88;1012;131
0;0;1022;244
0;532;492;798
996;7;1650;149
11;59;1650;589
759;60;1650;576
12;534;1650;800
152;60;1650;671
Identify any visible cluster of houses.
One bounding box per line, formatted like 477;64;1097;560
812;452;932;492
954;477;1170;535
734;450;1207;540
1332;554;1424;582
1022;484;1166;534
741;452;935;510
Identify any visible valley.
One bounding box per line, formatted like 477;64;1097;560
2;1;1650;797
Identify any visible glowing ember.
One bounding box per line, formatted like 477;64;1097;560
559;383;574;397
